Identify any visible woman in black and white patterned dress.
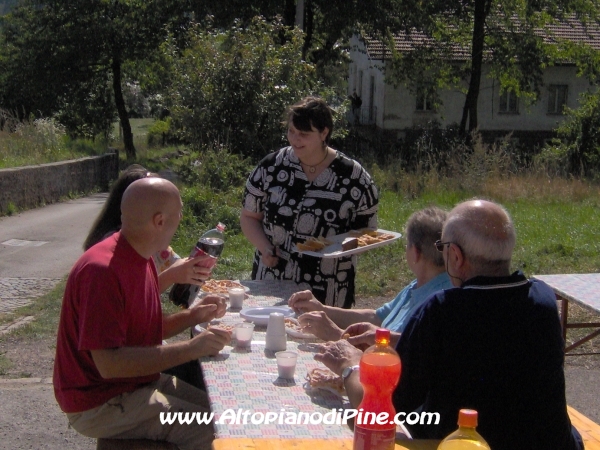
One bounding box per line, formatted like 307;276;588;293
241;97;379;308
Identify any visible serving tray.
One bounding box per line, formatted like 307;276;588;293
295;228;402;259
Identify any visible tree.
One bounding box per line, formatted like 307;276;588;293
381;0;600;135
0;0;190;159
541;91;600;177
187;0;411;74
163;17;338;159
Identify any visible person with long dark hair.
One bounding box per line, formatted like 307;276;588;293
84;164;208;295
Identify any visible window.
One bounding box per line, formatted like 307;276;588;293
416;86;434;111
358;71;363;99
548;85;568;114
499;90;518;113
368;75;376;123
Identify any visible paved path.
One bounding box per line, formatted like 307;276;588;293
0;194;107;312
0;194;106;449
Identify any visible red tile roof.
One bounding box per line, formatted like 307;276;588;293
362;15;600;61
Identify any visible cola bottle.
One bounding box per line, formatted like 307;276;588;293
169;223;226;308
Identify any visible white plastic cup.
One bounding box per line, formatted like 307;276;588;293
228;287;245;309
234;322;254;348
266;312;286;335
275;351;298;379
265;312;286;352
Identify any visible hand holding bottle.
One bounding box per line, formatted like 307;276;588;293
169;223;226;308
164;255;213;286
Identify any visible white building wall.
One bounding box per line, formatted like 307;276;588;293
476;65;591;131
348;35;596;133
381;65;592;132
348;36;386;126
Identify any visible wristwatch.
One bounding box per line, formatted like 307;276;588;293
341;365;360;381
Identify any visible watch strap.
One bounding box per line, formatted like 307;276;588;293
342;364;360;380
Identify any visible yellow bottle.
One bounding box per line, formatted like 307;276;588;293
437;409;491;450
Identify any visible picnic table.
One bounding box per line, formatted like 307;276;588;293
197;280;353;439
531;273;600;353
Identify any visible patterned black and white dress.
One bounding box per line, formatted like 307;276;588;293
242;146;379;308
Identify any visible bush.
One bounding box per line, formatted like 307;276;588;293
163;16;337;159
175;146;253;192
537;92;600;179
147;118;172;147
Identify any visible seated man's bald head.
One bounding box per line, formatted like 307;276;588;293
120;178;182;257
443;199;516;276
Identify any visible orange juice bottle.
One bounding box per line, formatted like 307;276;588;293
437;409;491;449
353;328;402;450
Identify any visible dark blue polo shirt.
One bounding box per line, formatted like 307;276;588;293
393;271;583;450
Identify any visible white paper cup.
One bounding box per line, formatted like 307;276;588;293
228;287;245;309
234;322;254;348
266;312;286;335
275;351;298;379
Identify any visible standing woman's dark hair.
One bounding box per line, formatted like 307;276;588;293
83;164;151;251
285;96;335;144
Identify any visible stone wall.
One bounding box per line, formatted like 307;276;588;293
0;151;118;215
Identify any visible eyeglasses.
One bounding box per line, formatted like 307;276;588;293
434;240;453;252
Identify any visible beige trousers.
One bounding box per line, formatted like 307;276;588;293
67;374;214;450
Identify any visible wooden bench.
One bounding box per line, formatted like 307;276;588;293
212;439;439;449
569;406;600;450
96;439;178;449
211;409;600;450
97;408;598;450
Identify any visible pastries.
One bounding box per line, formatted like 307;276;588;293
296;236;333;252
349;229;396;247
208;323;235;332
306;368;345;396
296;229;397;254
284;318;304;332
341;237;358;251
201;279;244;294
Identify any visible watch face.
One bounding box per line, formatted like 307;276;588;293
342;365;358;379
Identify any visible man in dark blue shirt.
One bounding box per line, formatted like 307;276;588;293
316;199;583;450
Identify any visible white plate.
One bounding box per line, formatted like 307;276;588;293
294;229;402;259
239;306;295;326
285;318;316;339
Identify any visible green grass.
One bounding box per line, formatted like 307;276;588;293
1;140;599;358
0;176;598;361
0;352;12;375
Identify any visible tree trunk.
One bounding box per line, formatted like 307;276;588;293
302;0;313;60
460;0;487;135
112;57;136;160
284;0;296;27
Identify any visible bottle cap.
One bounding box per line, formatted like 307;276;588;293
375;328;391;346
216;222;226;232
457;409;478;428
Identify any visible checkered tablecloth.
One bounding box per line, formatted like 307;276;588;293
532;273;600;313
198;280;353;438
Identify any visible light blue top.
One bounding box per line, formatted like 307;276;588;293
375;272;453;332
